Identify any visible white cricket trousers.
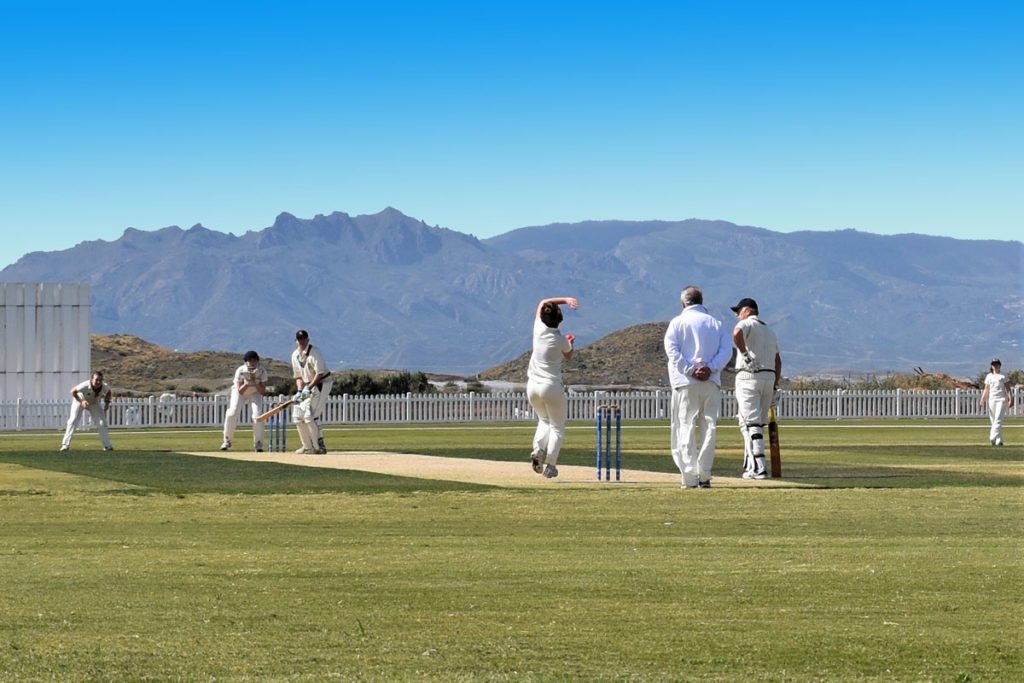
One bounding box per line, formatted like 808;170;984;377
670;382;721;486
527;378;567;466
223;388;265;447
988;398;1008;444
293;377;333;451
61;401;112;450
735;372;774;470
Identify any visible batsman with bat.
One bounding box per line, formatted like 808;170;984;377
291;329;334;454
730;297;782;479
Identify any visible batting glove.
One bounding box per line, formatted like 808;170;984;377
294;388;311;403
742;350;762;371
771;389;781;408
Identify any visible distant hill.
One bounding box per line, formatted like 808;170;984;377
481;322;669;385
5;208;1021;376
91;334;293;396
95;326;706;395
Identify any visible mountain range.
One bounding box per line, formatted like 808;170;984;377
2;208;1021;377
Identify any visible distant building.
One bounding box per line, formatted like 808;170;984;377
1;283;90;401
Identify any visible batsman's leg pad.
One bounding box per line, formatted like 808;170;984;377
750;425;765;457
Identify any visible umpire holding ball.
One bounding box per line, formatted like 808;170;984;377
731;297;782;479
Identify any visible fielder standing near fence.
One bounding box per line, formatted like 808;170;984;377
220;350;268;452
526;296;578;479
291;329;333;454
730;297;782;479
59;371;114;452
980;359;1013;445
664;286;732;488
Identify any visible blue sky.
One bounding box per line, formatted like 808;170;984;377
2;1;1021;269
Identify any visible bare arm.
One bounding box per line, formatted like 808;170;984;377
731;326;747;355
535;297;578;318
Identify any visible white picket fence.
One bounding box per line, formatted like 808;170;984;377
1;388;1018;432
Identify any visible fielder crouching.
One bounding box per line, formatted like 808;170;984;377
291;329;334;454
730;297;782;479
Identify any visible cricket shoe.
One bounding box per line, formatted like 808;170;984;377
698;480;711;488
104;446;114;451
295;447;313;454
531;453;543;473
753;470;768;480
741;471;755;479
59;445;69;452
255;441;263;453
317;437;327;452
220;440;231;451
542;464;558;479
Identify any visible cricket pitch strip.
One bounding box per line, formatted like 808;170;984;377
188;450;796;488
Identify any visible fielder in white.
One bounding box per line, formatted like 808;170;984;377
664;287;732;488
220;350;268;452
730;297;782;479
291;329;333;454
60;371;114;452
980;359;1014;446
526;296;579;479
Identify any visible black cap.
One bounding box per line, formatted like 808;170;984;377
295;329;309;340
243;350;259;362
991;359;1001;365
730;297;759;313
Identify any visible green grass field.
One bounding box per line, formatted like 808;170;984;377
1;420;1020;681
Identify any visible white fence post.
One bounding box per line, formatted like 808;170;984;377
0;387;1001;430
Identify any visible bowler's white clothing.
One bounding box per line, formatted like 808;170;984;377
61;379;112;449
984;371;1011;443
664;304;730;485
527;317;572;465
223;362;268;447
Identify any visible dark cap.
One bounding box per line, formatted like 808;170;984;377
730;297;759;313
243;350;259;362
295;329;309;340
991;359;1001;365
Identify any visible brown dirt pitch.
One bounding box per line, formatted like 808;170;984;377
187;450;791;488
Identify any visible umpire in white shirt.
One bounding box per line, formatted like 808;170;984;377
731;297;782;479
664;286;733;488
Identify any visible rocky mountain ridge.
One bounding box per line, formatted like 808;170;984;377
3;208;1020;376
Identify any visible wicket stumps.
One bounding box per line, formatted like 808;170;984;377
267;408;288;452
596;404;622;481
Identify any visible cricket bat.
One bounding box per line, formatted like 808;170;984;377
768;407;781;477
255;399;295;422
